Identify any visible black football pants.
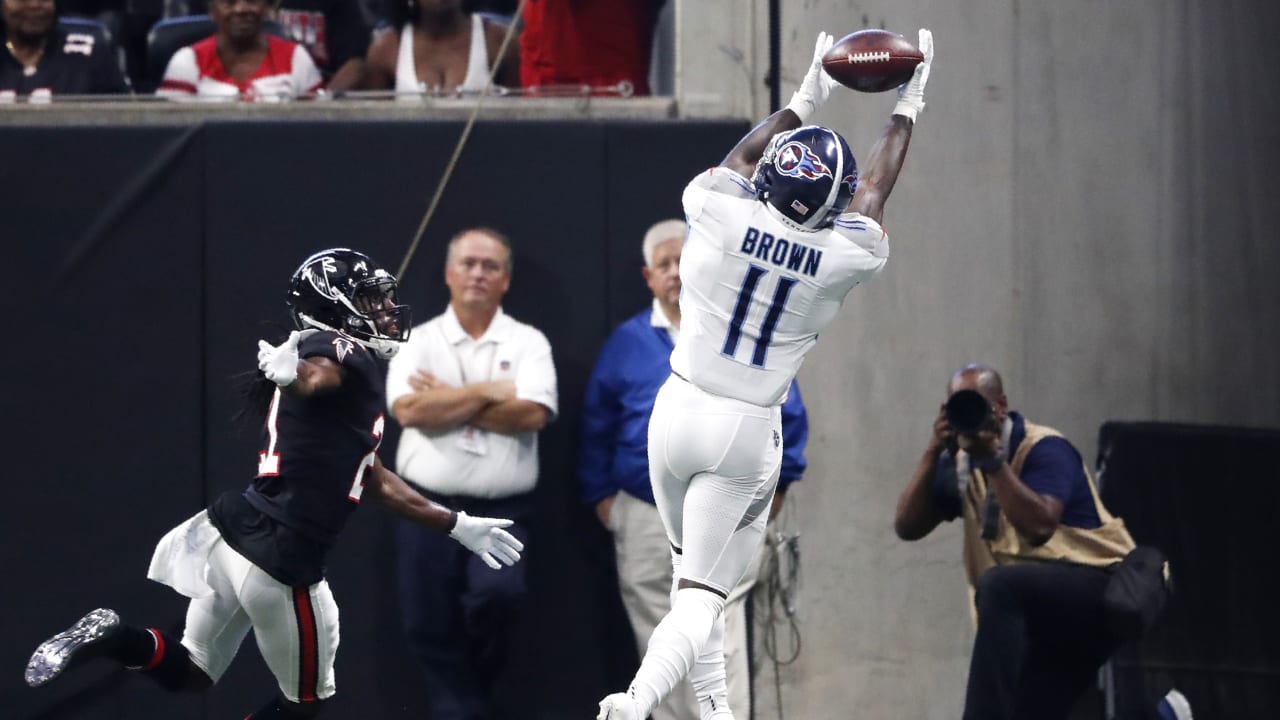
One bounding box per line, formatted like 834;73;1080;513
963;561;1121;720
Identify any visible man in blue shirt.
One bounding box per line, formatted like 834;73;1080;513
580;218;808;720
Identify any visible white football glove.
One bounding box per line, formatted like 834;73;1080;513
894;28;934;122
785;31;838;123
450;511;524;570
257;330;302;387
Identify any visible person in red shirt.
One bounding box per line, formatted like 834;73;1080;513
156;0;322;101
519;0;662;96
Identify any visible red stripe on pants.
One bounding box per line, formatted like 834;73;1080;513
292;587;319;702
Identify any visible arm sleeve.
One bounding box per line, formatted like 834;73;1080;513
293;44;325;93
156;47;199;96
779;380;808;487
577;340;624;505
682;167;755;222
1019;437;1088;506
516;329;559;420
298;331;387;391
326;0;371;71
832;213;890;260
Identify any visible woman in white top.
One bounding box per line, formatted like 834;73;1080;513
362;0;519;93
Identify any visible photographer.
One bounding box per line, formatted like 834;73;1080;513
895;364;1140;720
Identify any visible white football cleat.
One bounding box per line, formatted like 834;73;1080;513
597;691;643;720
25;608;122;687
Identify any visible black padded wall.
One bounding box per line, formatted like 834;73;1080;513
1097;422;1280;720
1;117;747;719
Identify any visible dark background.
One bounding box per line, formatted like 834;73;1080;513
1097;422;1280;720
0;118;746;719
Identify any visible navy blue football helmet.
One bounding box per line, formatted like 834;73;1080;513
752;125;858;230
287;248;412;359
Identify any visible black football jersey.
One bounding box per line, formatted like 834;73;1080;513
0;27;128;97
210;330;385;586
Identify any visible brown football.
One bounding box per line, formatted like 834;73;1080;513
821;29;923;93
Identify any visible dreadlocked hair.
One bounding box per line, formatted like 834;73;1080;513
233;370;279;431
233;323;294;430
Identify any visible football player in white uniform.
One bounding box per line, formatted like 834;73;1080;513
598;29;935;720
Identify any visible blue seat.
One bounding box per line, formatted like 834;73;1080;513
58;16;132;91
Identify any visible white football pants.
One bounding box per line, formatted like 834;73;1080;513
180;533;340;702
647;374;781;597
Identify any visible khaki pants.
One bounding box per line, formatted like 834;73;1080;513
610;490;762;720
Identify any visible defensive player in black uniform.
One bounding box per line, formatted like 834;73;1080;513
23;249;524;719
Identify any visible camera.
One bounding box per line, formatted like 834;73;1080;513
945;389;994;435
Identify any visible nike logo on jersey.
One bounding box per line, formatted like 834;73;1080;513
740;227;823;277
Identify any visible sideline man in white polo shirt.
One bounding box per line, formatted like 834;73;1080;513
386;227;558;719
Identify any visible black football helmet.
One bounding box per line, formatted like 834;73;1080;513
287;249;412;359
752;125;858;231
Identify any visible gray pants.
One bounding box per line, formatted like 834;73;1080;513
609;490;762;720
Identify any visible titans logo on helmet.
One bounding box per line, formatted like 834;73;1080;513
775;141;834;181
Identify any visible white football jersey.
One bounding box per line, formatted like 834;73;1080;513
670;167;890;407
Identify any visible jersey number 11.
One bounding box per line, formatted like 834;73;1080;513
722;264;797;368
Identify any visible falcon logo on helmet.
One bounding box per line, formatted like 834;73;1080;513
752;125;858;231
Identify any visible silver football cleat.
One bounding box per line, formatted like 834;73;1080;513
25;608;121;688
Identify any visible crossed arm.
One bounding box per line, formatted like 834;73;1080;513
391;370;549;434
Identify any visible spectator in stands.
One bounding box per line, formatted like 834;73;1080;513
385;227;557;719
156;0;321;100
1;0;128;98
894;363;1140;720
362;0;518;93
520;0;662;96
579;219;808;720
274;0;369;92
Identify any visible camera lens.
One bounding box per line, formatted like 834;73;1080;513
945;389;992;434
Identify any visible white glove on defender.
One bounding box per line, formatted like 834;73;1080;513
257;330;302;387
785;31;838;123
894;28;934;122
450;511;524;570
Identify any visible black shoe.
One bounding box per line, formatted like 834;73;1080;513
25;608;122;687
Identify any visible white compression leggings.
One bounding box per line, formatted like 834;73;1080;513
632;376;782;717
631;586;732;719
631;474;769;719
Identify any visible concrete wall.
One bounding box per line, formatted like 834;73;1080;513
680;1;1280;718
